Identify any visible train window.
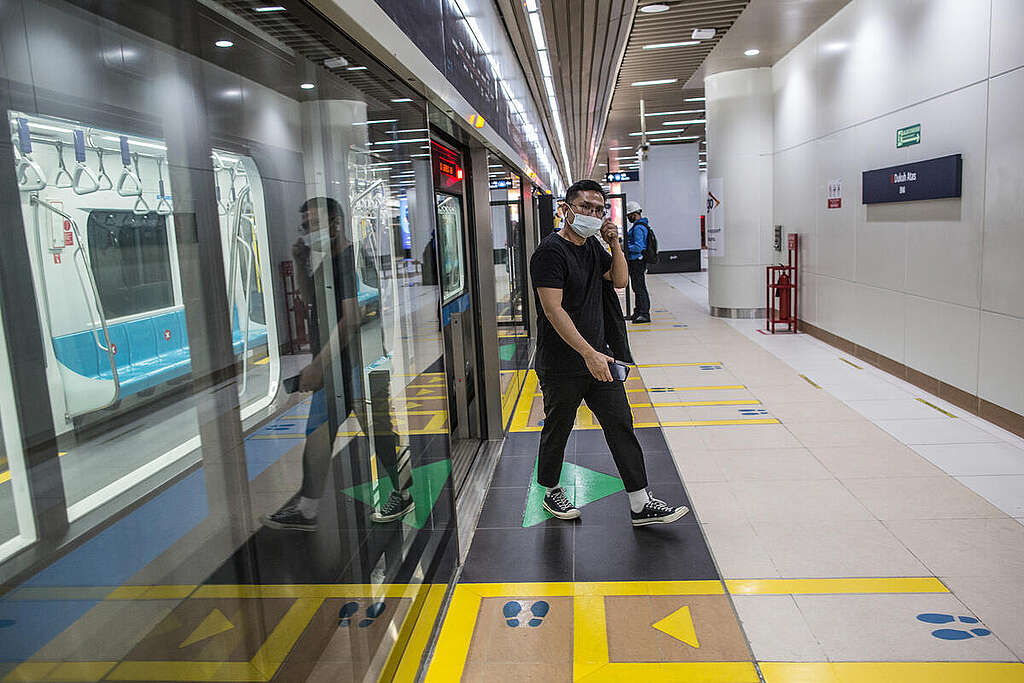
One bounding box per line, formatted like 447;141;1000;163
436;193;467;303
87;211;174;319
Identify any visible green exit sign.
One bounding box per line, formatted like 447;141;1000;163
897;123;921;148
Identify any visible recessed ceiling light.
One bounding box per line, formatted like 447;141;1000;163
253;5;285;12
685;96;705;102
323;56;349;69
610;146;632;150
639;4;669;13
214;40;234;48
391;98;413;103
630;78;678;86
744;48;760;56
643;41;699;50
691;28;716;40
347;65;368;71
299;82;315;90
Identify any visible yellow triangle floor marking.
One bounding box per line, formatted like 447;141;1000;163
179;608;235;648
652;605;699;648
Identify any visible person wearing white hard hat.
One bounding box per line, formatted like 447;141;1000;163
625;200;651;323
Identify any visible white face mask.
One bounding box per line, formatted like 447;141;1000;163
567;209;603;239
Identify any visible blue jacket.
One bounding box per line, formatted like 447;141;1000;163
626;218;649;261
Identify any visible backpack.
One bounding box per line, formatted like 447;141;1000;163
642;226;659;264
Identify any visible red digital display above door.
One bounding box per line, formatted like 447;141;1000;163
432;140;464;192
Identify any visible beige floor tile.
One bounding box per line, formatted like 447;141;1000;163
640;367;744;388
943;574;1024;661
714;448;833;481
730;595;826;661
729;479;873;522
746;383;835;404
696;424;803;451
762;400;864;423
844;476;1009;520
685;482;746;524
811;445;946;479
751;520;930;578
884;518;1024;579
644;389;757;403
793;593;1016;661
662;425;709;451
785;420;903;449
701;521;780;578
670;448;728;483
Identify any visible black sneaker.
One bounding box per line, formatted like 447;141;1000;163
372;491;415;523
542;487;581;520
632;315;651;324
631;497;689;526
262;501;317;531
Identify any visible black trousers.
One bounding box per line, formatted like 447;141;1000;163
628;260;650;317
536;372;648;492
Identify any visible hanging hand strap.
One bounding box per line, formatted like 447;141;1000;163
71;130;100;195
115;136;142;197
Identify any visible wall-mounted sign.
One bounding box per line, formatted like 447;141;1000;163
489;178;513;189
897;123;921;148
827;178;842;209
862;154;962;204
707;179;724;257
606;170;639;183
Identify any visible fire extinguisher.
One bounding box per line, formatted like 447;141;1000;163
776;272;791;320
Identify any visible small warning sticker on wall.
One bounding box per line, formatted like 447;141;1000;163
827;178;842;209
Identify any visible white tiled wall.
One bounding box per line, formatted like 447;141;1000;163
772;0;1024;416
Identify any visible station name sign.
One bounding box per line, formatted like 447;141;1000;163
862;154;962;204
606;170;639;183
489;178;513;189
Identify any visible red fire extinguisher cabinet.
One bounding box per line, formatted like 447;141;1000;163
766;234;798;333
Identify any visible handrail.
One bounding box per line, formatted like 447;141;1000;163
226;185;255;395
94;148;114;191
30;195;120;409
53;140;73;188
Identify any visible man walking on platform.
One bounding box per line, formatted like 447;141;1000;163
625;200;651;323
530;179;688;526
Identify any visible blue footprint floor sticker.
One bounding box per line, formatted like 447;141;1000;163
338;601;386;628
503;600;550;628
917;613;992;640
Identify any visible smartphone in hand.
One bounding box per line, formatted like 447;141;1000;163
608;361;631;382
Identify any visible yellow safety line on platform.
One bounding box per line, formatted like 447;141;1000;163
384;583;448;683
637;362;722;368
630;400;761;408
644;385;746;392
510;370;541;432
0;452;66;485
660;418;780;427
799;374;822;388
760;662;1024;683
726;577;949;595
253;355;270;366
916;397;958;418
839;357;863;369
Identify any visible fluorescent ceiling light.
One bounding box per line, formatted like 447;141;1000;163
299;82;315;90
628;128;686;136
525;0;538;10
352;119;397;126
214;40;234;48
253;5;285;12
346;65;368;71
598;162;607;166
529;12;546;51
391;98;412;103
370;138;430;146
662;119;705;125
489;164;503;168
744;48;760;56
102;135;166;150
685;96;705;102
395;128;428;134
651;135;700;141
369;160;412;166
609;146;632;150
539;50;552;79
29;122;73;134
639;3;669;13
645;109;703;117
643;41;699;50
410;153;431;157
630;78;678;86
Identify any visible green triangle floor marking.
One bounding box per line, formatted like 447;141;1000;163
522;459;625;527
342;459;451;530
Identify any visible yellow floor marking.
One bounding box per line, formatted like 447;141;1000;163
652;605;699;648
106;585;197;600
578;663;760;682
916;398;958;418
510;370;540;432
637;362;722;368
799;374;822;388
760;662;1024;683
630;400;761;408
252;356;270;366
3;661;118;682
178;608;234;648
839;357;863;369
423;587;480;682
193;584;423;599
725;577;949;595
660;418;780;427
645;385;746;391
391;584;448;683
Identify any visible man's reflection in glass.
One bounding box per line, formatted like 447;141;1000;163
262;197;413;531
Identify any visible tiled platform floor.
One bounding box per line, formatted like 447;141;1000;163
426;273;1024;682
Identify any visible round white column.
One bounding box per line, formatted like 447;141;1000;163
705;68;773;317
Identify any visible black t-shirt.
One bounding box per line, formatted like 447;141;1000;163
531;232;612;376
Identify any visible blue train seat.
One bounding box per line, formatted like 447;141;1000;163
51;308;268;399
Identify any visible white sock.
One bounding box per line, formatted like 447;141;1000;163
296;496;319;519
546;485;562;494
627;488;650;513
